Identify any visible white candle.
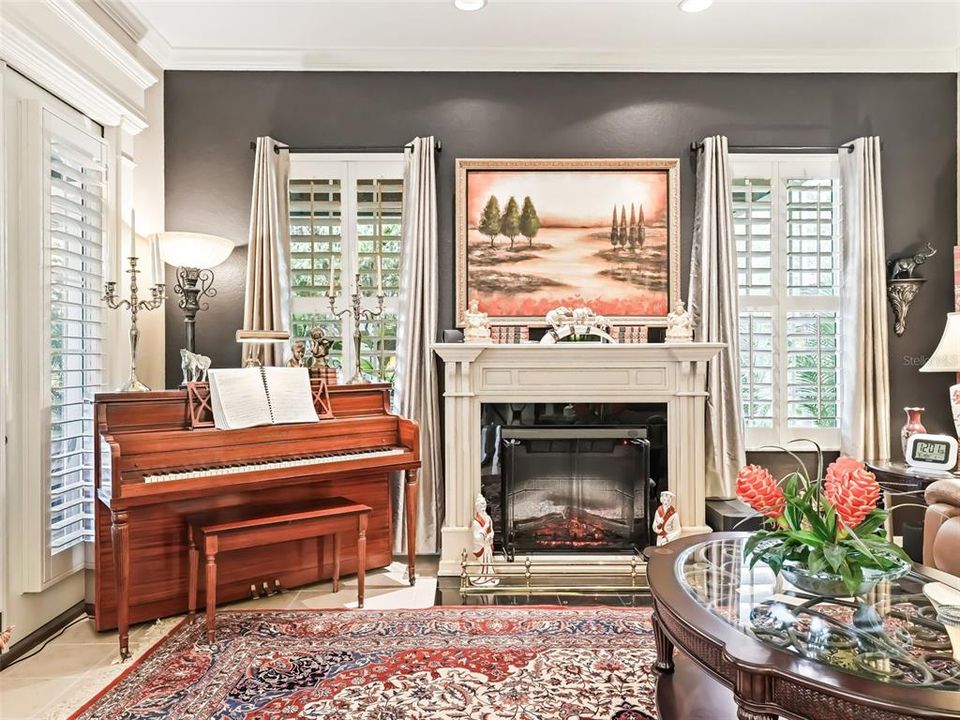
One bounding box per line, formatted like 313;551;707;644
328;262;335;297
151;236;162;284
128;208;136;259
376;254;383;293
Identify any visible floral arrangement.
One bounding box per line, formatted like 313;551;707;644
737;453;911;595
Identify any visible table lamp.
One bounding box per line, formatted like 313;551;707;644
158;232;235;354
919;311;960;438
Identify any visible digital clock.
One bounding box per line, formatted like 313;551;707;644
905;433;958;472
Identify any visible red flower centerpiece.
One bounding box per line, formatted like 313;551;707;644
738;448;911;596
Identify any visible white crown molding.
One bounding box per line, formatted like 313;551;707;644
0;15;148;133
137;28;174;71
43;0;157;89
92;0;148;44
154;45;959;73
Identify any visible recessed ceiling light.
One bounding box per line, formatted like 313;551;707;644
455;0;487;11
678;0;714;12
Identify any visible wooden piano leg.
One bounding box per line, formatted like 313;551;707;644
111;509;131;660
205;552;218;644
187;532;198;621
405;468;418;585
332;533;341;593
317;534;325;581
357;515;367;608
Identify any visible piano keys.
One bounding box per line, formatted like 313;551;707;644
93;383;420;658
143;446;406;484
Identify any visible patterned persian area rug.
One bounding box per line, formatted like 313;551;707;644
69;607;659;720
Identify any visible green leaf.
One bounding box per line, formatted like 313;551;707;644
784;503;803;532
784;473;799;499
858;535;912;563
825;503;838;539
823;543;845;573
853;510;887;538
807;548;828;574
800;504;830;538
743;531;770;559
785;530;826;548
838;558;863;595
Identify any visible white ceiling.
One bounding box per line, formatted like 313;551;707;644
120;0;960;72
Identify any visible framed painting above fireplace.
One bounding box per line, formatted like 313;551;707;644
455;158;680;327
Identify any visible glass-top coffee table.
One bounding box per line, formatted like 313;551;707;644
647;533;960;720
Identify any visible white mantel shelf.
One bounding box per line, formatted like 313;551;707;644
432;341;724;576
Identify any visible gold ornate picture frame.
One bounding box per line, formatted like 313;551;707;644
455;158;680;327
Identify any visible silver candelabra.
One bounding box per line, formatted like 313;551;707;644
328;272;385;385
103;256;166;392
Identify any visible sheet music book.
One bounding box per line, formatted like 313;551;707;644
208;367;320;430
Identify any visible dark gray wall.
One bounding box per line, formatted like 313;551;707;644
164;71;958;458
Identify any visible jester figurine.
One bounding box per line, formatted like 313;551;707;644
652;490;682;546
469;493;499;586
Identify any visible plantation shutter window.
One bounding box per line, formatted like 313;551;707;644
18;103;108;589
288;156;404;383
732;156;842;449
47;113;106;556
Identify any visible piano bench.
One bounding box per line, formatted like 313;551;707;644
186;497;372;644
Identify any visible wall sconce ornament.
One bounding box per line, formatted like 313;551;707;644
887;243;938;336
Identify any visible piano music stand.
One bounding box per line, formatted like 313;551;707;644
186;382;215;428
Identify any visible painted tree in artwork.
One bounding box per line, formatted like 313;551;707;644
501;196;521;250
519;196;541;247
478;196;502;247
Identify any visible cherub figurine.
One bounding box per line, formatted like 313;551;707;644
464;300;493;344
469;493;499;586
308;326;331;369
652;490;682;546
665;300;694;343
286;340;307;368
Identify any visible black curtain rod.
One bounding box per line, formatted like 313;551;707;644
689;142;860;154
249;140;442;154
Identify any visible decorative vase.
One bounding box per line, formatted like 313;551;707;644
901;407;927;455
780;559;911;597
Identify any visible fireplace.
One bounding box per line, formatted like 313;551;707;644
433;342;721;576
499;427;651;557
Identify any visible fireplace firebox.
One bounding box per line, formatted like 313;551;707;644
500;427;651;558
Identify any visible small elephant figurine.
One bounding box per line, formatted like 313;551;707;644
180;348;211;385
888;242;938;279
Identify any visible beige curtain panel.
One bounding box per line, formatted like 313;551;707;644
688;135;747;499
394;136;442;553
840;137;891;460
243;136;291;366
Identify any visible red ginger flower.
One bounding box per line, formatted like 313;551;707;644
736;465;785;519
823;456;880;529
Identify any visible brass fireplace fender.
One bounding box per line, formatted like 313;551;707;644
458;550;650;594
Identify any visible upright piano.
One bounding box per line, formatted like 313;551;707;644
93;383;420;658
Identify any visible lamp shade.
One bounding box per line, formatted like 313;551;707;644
158;232;235;269
920;312;960;373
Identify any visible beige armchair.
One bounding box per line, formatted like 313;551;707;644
924;479;960;576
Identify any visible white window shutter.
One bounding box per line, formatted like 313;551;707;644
20;103;107;590
288;156;404;384
732;155;842;451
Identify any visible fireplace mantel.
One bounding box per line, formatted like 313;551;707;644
432;342;724;576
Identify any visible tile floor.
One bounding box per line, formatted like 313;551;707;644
0;556;647;719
